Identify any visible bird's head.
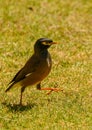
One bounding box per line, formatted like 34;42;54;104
34;38;56;52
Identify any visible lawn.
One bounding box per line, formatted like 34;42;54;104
0;0;92;129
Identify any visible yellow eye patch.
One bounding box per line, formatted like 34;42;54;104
42;42;51;45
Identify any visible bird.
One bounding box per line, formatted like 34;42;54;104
5;38;60;105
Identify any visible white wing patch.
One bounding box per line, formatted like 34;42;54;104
25;73;32;77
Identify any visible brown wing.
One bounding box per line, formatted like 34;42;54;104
5;54;40;92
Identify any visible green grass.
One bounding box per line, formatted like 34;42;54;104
0;0;92;129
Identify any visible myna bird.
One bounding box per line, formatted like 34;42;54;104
5;38;60;105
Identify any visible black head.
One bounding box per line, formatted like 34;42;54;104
34;38;56;52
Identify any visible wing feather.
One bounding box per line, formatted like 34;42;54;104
5;54;40;92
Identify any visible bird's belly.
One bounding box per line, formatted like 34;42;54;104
38;65;51;80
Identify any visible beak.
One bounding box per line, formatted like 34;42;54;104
51;42;57;44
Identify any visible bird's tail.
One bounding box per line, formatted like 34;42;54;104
5;82;15;92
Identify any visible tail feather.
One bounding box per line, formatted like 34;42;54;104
5;82;15;92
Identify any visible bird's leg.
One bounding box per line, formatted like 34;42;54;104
41;87;62;95
36;83;62;95
20;86;25;105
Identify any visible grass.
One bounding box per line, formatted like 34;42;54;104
0;0;92;129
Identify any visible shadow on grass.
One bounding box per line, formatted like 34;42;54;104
2;102;36;112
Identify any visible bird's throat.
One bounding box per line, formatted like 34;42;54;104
34;48;48;57
40;49;49;58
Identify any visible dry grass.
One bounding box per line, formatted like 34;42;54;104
0;0;92;129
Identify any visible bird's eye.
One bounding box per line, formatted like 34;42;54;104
42;42;47;45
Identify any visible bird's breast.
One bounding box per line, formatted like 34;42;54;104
38;55;52;78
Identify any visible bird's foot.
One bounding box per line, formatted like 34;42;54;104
46;88;63;95
40;88;63;95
